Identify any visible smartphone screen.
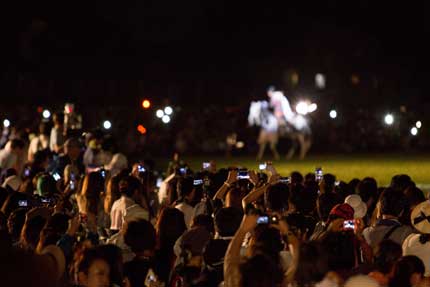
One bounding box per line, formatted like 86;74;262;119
52;173;61;181
343;220;355;230
202;162;211;170
138;165;145;173
179;167;187;175
156;177;163;188
279;177;290;184
237;169;250;180
259;163;267;170
70;180;76;190
193;179;204;186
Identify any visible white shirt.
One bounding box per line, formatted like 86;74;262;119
110;196;136;230
175;202;194;228
49;127;64;152
28;135;49;161
0;148;17;170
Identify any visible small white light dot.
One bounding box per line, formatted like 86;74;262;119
162;115;171;124
103;120;112;130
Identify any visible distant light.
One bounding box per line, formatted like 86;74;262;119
3;119;10;128
236;141;245;149
329;110;337;119
156;110;164;118
37;106;43;113
291;72;299;86
42;109;51;119
351;74;360;85
142;99;151;109
384;114;394;125
416;121;422;129
307;103;318;113
162;115;171;124
103;120;112;130
315;73;326;89
296;102;309;115
137;125;147;134
164;106;173;115
411;127;418;136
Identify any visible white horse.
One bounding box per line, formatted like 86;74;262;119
248;101;312;160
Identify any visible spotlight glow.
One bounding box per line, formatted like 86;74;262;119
3;119;10;128
156;110;164;118
103;120;112;130
162;115;171;124
315;73;326;89
236;141;245;149
307;103;317;113
42;109;51;119
142;99;151;109
416;121;422;129
384;114;394;125
137;125;147;134
411;127;418;136
329;110;337;119
164;106;173;115
296;102;309;115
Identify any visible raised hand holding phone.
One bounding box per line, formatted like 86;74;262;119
265;161;278;176
248;170;259;186
226;169;238;184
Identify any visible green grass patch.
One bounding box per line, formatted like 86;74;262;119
178;154;430;187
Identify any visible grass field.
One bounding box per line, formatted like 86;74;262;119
177;154;430;188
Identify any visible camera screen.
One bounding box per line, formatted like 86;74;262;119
18;200;28;207
279;177;290;184
259;163;267;170
202;162;210;169
193;179;204;186
179;167;187;175
52;173;61;181
41;198;51;203
257;216;269;224
237;170;250;179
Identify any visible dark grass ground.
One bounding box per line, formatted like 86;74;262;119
170;153;430;188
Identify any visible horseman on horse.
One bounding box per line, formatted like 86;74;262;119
248;86;312;160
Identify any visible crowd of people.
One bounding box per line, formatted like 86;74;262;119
1;112;430;287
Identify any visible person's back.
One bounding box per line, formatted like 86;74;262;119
110;176;142;232
363;188;414;250
0;139;25;171
49;113;65;153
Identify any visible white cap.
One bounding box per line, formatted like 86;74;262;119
344;194;367;219
344;275;379;287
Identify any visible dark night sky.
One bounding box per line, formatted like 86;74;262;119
0;0;427;105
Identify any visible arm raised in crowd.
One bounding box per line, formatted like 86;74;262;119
213;169;238;201
242;172;280;210
224;213;258;287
